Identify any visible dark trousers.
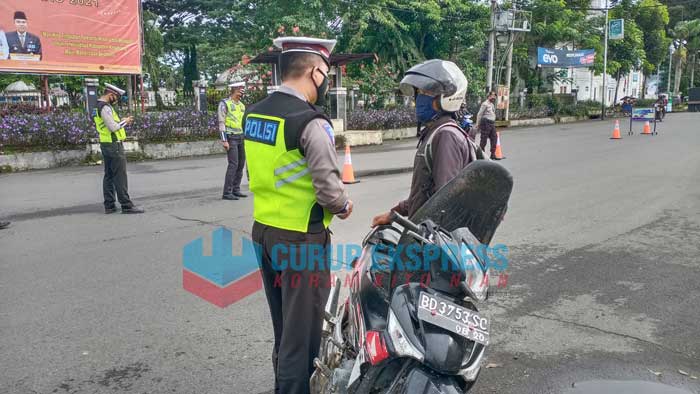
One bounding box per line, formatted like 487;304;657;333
101;142;133;209
252;221;331;394
479;119;498;155
223;134;246;196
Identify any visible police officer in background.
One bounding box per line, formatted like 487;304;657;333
218;81;247;200
477;91;500;160
244;36;353;394
94;84;144;214
372;59;477;224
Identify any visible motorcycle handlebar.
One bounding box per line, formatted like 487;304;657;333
390;211;422;234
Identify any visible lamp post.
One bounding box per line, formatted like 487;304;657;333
691;51;699;88
601;0;609;119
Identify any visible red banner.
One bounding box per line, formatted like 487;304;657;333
0;0;142;75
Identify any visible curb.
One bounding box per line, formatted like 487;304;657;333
354;166;413;178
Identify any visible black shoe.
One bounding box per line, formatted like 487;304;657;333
232;191;248;198
121;206;145;214
0;221;10;229
222;194;239;200
105;207;118;214
490;155;502;160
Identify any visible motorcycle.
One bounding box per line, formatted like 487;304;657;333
311;161;513;394
459;112;475;141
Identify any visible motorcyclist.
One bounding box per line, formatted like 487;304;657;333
372;59;479;226
655;94;666;121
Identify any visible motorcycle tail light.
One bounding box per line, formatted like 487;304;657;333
365;331;389;365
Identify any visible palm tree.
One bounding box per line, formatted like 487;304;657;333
671;19;700;94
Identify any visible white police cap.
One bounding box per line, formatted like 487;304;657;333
104;83;126;97
273;36;337;64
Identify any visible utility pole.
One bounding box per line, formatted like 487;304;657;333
486;0;497;93
504;3;515;121
504;36;514;121
667;44;674;94
601;0;609;120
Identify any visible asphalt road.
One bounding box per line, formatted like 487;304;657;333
1;114;699;394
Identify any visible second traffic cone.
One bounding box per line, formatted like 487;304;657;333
494;132;505;160
610;120;622;139
341;145;360;184
642;121;652;135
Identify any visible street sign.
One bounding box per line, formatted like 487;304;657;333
609;19;624;40
631;108;655;121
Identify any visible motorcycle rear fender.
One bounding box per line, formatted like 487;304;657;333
389;364;465;394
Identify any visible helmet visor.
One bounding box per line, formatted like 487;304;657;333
399;73;446;97
399;59;462;97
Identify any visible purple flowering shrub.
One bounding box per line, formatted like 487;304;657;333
347;108;416;130
0;111;93;151
0;108;218;152
129;109;218;142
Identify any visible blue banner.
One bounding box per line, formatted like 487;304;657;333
537;48;596;68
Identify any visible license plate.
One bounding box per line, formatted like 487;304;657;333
416;292;490;345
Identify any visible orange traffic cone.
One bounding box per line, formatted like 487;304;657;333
641;121;651;135
493;132;505;160
342;145;360;184
610;120;622;139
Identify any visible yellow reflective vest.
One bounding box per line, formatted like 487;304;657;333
243;93;333;233
224;99;245;134
94;102;126;143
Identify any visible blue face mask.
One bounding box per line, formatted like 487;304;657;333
415;94;438;124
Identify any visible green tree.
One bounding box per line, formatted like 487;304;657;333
671;19;700;94
634;0;671;96
142;10;165;108
607;0;647;103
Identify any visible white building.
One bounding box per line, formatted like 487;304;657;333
553;66;645;105
0;81;72;107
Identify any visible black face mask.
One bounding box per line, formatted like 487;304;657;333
313;68;329;106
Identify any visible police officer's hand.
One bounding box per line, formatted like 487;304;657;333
222;141;230;151
337;200;353;220
371;211;392;227
124;116;134;125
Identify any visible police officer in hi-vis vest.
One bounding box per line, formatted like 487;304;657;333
218;81;247;200
94;83;144;214
244;36;353;394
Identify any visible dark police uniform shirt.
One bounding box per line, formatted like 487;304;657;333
6;31;42;59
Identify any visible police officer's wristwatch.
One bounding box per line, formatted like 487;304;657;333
335;201;350;215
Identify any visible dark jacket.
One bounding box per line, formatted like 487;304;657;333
393;115;474;217
6;31;42;59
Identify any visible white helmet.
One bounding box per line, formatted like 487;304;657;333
399;59;468;112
